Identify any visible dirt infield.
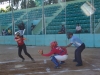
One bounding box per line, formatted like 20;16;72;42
0;45;100;75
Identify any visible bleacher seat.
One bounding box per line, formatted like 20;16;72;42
45;0;100;34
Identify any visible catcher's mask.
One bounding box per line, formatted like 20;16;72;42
50;41;58;49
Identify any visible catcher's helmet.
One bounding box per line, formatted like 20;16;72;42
50;41;58;49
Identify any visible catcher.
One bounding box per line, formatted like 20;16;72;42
38;41;68;69
15;32;35;62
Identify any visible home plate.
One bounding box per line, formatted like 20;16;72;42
15;64;24;68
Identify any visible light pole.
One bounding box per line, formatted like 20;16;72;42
11;0;15;35
90;0;94;34
26;0;28;35
42;0;45;35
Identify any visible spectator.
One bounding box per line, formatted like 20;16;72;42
31;23;35;31
58;25;65;34
75;23;82;33
7;28;12;35
2;29;6;36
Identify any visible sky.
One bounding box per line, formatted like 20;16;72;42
0;1;22;9
0;0;35;9
0;0;36;9
0;1;9;9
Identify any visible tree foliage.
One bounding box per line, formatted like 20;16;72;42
21;0;36;9
21;0;26;9
13;0;20;9
27;0;36;8
6;6;11;12
0;8;6;13
34;0;41;7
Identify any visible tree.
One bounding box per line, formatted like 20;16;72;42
21;0;26;9
0;8;6;13
21;0;36;9
27;0;36;8
6;6;12;12
13;0;20;9
8;0;20;10
34;0;42;6
9;0;10;6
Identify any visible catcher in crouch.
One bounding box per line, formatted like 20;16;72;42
38;41;68;69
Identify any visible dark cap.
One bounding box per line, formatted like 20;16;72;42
66;32;73;39
67;32;73;35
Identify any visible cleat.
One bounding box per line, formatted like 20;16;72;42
54;66;61;69
60;61;65;65
32;59;36;63
76;64;83;66
22;59;25;62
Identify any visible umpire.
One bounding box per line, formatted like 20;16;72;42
66;32;85;66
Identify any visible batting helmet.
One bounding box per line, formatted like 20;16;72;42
50;41;58;49
15;31;20;36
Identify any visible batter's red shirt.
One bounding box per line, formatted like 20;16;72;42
42;46;67;57
15;37;24;46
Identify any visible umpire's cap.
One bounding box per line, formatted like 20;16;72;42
66;32;73;39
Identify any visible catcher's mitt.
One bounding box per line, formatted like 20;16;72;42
38;50;43;55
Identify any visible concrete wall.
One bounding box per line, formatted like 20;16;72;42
0;34;100;47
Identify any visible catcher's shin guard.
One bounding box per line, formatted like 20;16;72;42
51;56;59;67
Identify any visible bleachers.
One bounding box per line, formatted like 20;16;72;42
1;0;100;35
21;5;61;35
0;11;25;26
45;0;100;34
0;4;61;35
22;6;60;20
46;1;89;34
